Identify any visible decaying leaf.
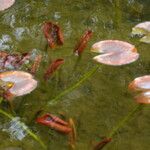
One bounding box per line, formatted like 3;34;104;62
44;58;64;80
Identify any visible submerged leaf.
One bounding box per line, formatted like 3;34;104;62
91;40;139;66
43;22;64;48
36;114;71;134
44;58;64;80
0;0;15;11
74;30;93;56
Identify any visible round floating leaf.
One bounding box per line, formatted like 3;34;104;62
140;35;150;44
0;0;15;11
0;71;37;96
132;21;150;35
135;91;150;104
132;21;150;44
91;40;139;66
129;75;150;91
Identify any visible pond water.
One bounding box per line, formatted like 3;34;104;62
0;0;150;150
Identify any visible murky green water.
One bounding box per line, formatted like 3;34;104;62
0;0;150;150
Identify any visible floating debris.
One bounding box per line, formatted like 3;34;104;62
0;0;15;11
44;58;64;80
3;117;28;141
0;51;30;72
0;71;37;98
129;75;150;104
36;114;72;134
91;40;139;66
74;30;93;56
132;21;150;44
43;22;64;48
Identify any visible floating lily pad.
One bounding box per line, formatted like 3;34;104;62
135;91;150;104
129;75;150;91
140;35;150;44
0;71;37;96
0;0;15;11
129;75;150;104
132;21;150;43
91;40;139;66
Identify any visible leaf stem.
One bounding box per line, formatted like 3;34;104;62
48;64;100;105
0;108;47;149
108;104;143;138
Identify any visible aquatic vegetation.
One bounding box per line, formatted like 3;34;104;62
68;118;77;149
74;30;93;56
0;71;37;99
91;40;139;66
93;138;112;150
0;0;15;11
44;58;64;80
129;75;150;104
47;64;99;105
93;76;150;149
0;108;46;149
30;55;42;75
43;22;64;48
132;21;150;43
0;51;30;72
36;113;72;134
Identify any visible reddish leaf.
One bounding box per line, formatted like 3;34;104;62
43;22;64;48
36;114;71;134
30;55;42;74
93;138;112;150
74;30;93;56
44;58;64;80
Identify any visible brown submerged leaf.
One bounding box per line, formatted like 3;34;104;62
43;22;64;48
44;59;64;80
30;55;42;74
74;30;93;56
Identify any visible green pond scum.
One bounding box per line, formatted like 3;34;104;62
0;0;150;150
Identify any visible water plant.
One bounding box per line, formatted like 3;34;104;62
74;30;93;56
36;113;72;134
94;75;150;149
0;108;46;149
47;40;139;105
43;22;64;48
0;71;37;98
44;58;64;80
0;0;15;11
132;21;150;44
